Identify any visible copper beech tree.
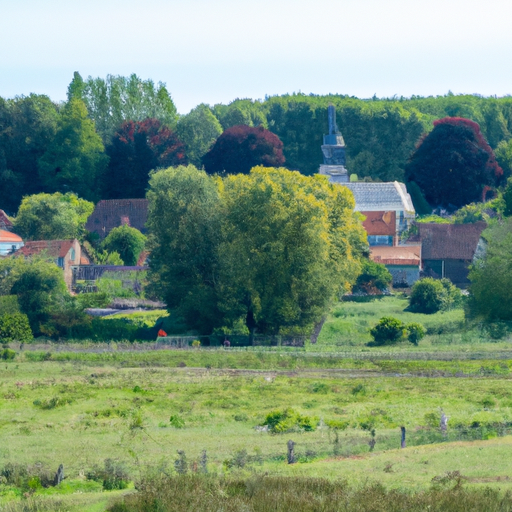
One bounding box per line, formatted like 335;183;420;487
104;119;187;199
202;125;285;175
405;117;503;209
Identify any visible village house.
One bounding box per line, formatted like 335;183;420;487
15;239;89;290
414;222;486;287
0;229;24;257
85;199;148;240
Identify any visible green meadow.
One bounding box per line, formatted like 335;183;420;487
2;296;512;511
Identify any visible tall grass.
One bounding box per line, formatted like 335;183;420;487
108;475;512;512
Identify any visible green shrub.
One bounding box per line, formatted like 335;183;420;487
86;459;129;491
369;317;405;345
0;312;33;342
262;408;317;433
409;278;462;314
406;322;426;345
354;259;392;294
1;348;16;360
75;292;111;309
169;414;185;428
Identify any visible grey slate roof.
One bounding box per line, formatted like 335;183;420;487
342;182;415;213
418;222;487;260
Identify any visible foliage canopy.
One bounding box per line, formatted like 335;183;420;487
14;192;94;241
147;165;367;334
202;125;285;175
405;117;503;209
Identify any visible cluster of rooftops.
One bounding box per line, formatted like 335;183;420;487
0;107;486;290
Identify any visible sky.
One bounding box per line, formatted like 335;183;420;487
1;0;511;114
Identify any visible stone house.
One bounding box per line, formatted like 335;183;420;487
15;239;88;290
0;229;24;256
416;222;487;286
86;199;148;240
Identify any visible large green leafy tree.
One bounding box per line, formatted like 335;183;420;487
67;72;178;143
147;165;367;335
38;98;108;201
405;117;503;209
102;225;146;266
176;104;223;168
0;94;59;213
468;218;512;321
0;257;68;334
217;167;367;335
14;192;94;241
104;118;187;199
146;165;224;333
202;125;285;175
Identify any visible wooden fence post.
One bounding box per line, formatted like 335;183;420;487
54;464;64;486
287;440;296;464
400;426;406;448
440;412;448;437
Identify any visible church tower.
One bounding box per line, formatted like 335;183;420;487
319;105;349;183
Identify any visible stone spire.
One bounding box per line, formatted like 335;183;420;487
319;105;348;183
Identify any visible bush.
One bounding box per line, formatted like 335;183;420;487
75;292;111;309
406;322;426;345
86;459;129;490
261;408;317;433
409;278;462;314
0;313;33;343
369;317;405;346
354;259;392;294
1;348;16;360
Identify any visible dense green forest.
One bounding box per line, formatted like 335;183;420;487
1;72;512;214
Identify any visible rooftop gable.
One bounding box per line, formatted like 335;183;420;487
17;240;76;259
342;182;415;213
0;210;13;231
418;222;487;260
86;199;148;239
0;229;22;243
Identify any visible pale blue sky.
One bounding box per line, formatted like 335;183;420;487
1;0;511;113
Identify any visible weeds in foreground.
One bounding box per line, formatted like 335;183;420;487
108;475;512;512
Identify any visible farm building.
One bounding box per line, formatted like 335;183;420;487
416;222;486;286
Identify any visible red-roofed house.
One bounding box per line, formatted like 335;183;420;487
85;199;148;240
15;239;88;289
0;229;24;257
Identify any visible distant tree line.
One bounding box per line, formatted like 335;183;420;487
2;73;512;215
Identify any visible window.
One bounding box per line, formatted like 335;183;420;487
57;257;64;268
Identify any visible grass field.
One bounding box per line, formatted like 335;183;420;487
2;296;512;510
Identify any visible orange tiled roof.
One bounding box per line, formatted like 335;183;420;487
17;240;74;259
362;211;396;236
0;229;22;243
370;245;421;266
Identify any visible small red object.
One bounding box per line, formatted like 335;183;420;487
158;329;167;337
